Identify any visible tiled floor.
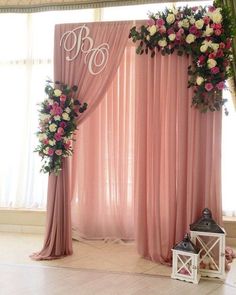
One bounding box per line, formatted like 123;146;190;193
0;232;235;294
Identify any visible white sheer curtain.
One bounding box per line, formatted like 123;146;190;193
222;90;236;217
0;0;235;216
0;9;95;208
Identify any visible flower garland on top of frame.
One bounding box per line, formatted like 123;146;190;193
129;1;236;114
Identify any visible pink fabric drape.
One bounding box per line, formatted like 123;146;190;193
71;45;136;240
134;52;222;264
31;21;132;260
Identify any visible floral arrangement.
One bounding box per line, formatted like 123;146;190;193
35;81;87;175
129;1;236;113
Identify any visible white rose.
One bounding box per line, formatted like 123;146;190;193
185;34;196;44
49;139;56;146
195;19;204;29
39;114;50;121
146;35;150;41
47;98;54;105
207;58;217;69
62;112;70;121
182;19;189;28
148;25;157;36
43;147;49;155
168;33;176;41
196;76;204;85
189;17;196;25
49;123;57;132
38;133;47;141
211;43;219;52
65;107;71;113
158;39;167;47
54;89;62;97
200;45;208;53
204;25;214;37
166;14;175;24
54;115;61;121
212;12;222;24
178;21;183;28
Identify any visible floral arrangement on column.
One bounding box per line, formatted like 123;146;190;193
129;1;236;113
35;81;87;175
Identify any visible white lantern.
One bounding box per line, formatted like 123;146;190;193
171;234;201;284
190;208;226;279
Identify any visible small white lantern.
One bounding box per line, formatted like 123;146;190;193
190;208;226;279
171;233;201;284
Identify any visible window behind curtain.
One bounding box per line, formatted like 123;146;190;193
2;0;235;216
0;10;94;208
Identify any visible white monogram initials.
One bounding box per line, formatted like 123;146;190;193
60;25;109;75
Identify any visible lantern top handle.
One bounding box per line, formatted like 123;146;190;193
173;233;200;253
190;208;224;233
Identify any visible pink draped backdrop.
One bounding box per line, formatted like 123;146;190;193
32;20;222;263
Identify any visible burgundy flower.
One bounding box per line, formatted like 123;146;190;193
211;67;220;74
59;121;67;128
216;49;224;58
208;53;216;59
203;16;210;25
198;55;205;65
189;25;197;34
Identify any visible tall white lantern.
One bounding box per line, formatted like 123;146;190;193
190;208;226;279
171;234;201;284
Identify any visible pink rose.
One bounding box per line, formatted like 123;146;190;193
43;139;49;145
214;29;222;36
48;148;54;156
159;26;166;34
59;121;67;128
54;133;62;141
60;94;67;102
64;140;72;150
203;16;210;25
205;83;214;92
55;149;62;156
147;18;155;26
216;81;225;90
57;127;64;135
213;23;222;29
219;42;225;49
211;67;220;74
208;6;216;12
156;18;165;27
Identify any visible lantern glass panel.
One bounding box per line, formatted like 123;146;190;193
177;254;193;276
195;235;220;271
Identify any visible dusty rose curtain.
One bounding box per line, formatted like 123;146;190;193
134;53;222;264
71;45;136;240
31;21;133;260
